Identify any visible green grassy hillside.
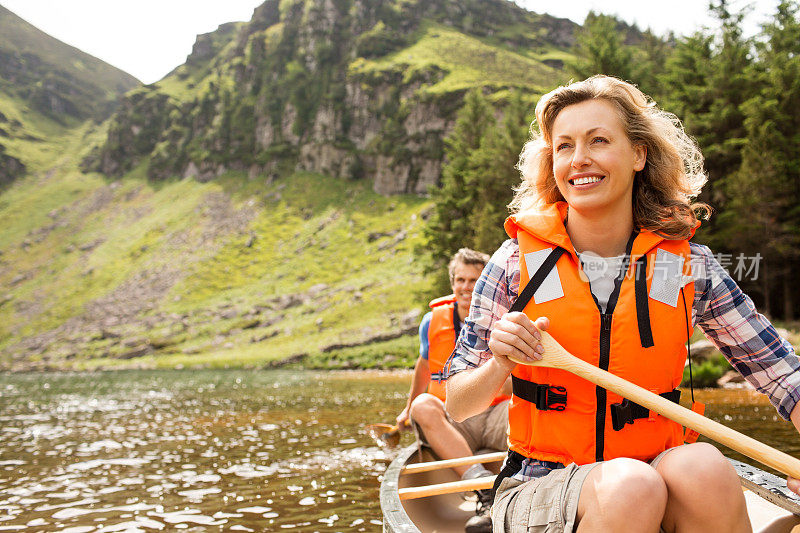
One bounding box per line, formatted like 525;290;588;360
0;143;429;370
2;0;797;376
0;90;81;172
349;22;564;95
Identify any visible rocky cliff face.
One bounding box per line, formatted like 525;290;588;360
84;0;577;195
0;109;24;182
0;146;25;186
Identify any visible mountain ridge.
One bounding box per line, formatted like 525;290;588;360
0;3;139;184
0;4;139;120
83;0;579;194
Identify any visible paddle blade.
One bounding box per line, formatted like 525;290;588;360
366;423;401;448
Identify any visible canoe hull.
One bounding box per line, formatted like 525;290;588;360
381;444;800;533
382;445;489;533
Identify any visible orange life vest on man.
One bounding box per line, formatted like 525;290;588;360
427;295;510;406
505;202;694;466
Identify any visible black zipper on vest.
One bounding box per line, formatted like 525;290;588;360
595;312;613;461
588;232;637;462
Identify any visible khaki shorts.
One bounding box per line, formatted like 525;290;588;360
492;462;598;533
413;399;509;453
492;448;680;533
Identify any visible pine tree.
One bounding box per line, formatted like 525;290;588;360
705;0;754;190
661;32;715;144
661;31;716;212
631;29;672;101
467;92;532;253
422;90;533;298
725;0;800;318
660;1;755;252
569;12;634;81
423;89;493;296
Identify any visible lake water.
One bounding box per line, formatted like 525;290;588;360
1;369;798;532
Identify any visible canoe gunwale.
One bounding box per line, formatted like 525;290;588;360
381;444;421;533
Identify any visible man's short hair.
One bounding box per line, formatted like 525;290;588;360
448;248;490;284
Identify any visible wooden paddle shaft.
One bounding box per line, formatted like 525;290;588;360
402;451;506;474
399;475;496;500
511;332;800;480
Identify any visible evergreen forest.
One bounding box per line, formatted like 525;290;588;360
425;1;800;322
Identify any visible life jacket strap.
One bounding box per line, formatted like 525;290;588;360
610;389;681;431
512;375;567;411
430;371;447;383
490;450;527;499
634;254;655;348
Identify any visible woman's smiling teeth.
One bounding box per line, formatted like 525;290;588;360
571;175;604;186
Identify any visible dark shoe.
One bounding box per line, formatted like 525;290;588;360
464;488;493;533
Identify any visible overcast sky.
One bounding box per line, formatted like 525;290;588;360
1;0;780;84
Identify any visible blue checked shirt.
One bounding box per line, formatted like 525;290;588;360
446;239;800;482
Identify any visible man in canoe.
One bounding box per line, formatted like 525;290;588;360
396;247;511;533
445;75;800;532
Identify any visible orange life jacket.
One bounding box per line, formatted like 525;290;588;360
505;202;695;466
427;295;510;406
426;295;458;401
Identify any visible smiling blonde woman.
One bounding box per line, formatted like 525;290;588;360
444;75;800;533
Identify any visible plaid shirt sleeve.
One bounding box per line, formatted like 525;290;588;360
690;243;800;420
447;239;521;377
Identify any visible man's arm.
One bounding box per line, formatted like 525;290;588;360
397;312;434;428
396;356;431;428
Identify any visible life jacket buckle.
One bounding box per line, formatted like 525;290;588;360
611;390;682;431
611;399;635;430
535;384;567;411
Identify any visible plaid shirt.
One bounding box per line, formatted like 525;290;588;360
446;239;800;481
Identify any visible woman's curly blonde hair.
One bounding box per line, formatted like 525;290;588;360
511;75;710;239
